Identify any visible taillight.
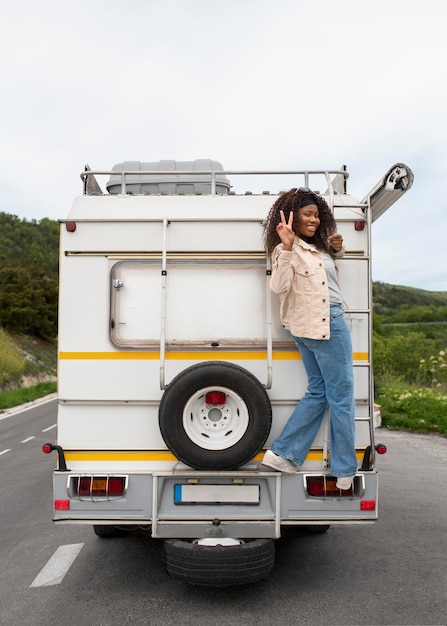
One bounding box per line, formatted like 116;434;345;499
108;477;126;495
71;475;127;499
206;391;226;405
92;478;108;497
78;477;92;496
307;476;353;497
307;476;325;497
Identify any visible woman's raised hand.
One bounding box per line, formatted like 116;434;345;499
276;210;295;251
329;233;343;252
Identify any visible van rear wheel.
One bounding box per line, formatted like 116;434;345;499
93;525;124;538
159;362;272;470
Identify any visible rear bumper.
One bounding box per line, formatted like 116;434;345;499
52;467;379;538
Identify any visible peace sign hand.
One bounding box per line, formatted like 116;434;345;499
276;210;295;251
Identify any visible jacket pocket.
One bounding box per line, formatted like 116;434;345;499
296;265;316;277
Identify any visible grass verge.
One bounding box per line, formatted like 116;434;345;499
0;381;57;411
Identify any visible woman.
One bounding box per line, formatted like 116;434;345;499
262;187;357;489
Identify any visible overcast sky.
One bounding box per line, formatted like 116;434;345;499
1;0;445;291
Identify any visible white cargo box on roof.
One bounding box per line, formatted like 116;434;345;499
106;159;231;195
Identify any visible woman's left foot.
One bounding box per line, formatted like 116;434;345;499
262;450;298;473
336;476;354;490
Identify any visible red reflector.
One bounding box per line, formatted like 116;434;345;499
376;444;387;455
42;444;53;454
205;391;226;405
355;220;365;231
361;500;376;510
55;500;70;510
65;221;77;232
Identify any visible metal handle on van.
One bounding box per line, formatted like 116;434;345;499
160;217;168;390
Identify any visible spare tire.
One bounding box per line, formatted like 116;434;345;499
159;361;272;470
164;538;275;586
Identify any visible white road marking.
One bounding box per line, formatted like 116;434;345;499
42;424;57;432
0;449;11;456
30;543;84;587
21;436;36;443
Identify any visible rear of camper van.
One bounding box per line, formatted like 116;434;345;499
44;160;413;586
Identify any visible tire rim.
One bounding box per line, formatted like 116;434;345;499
183;386;250;450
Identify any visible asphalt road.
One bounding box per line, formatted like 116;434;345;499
0;399;446;626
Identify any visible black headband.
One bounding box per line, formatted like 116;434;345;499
299;195;318;208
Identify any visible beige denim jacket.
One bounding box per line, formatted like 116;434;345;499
270;237;344;340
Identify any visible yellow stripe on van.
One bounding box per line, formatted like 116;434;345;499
65;450;178;462
64;449;366;463
59;351;368;361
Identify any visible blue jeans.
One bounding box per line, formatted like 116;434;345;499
271;305;357;477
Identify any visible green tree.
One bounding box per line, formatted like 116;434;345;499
0;266;58;339
0;213;59;338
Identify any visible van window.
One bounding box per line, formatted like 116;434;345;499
110;259;268;348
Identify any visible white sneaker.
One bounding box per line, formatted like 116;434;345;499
262;450;298;473
336;476;354;490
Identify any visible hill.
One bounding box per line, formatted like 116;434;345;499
372;282;447;341
373;281;447;312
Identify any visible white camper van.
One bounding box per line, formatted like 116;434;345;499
43;160;413;586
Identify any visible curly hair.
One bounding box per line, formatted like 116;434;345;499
263;188;336;256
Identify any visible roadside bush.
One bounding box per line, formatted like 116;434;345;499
373;331;437;385
0;327;25;387
418;350;447;386
376;382;447;436
373;326;447;437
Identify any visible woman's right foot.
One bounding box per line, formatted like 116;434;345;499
336;476;354;490
262;450;298;473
